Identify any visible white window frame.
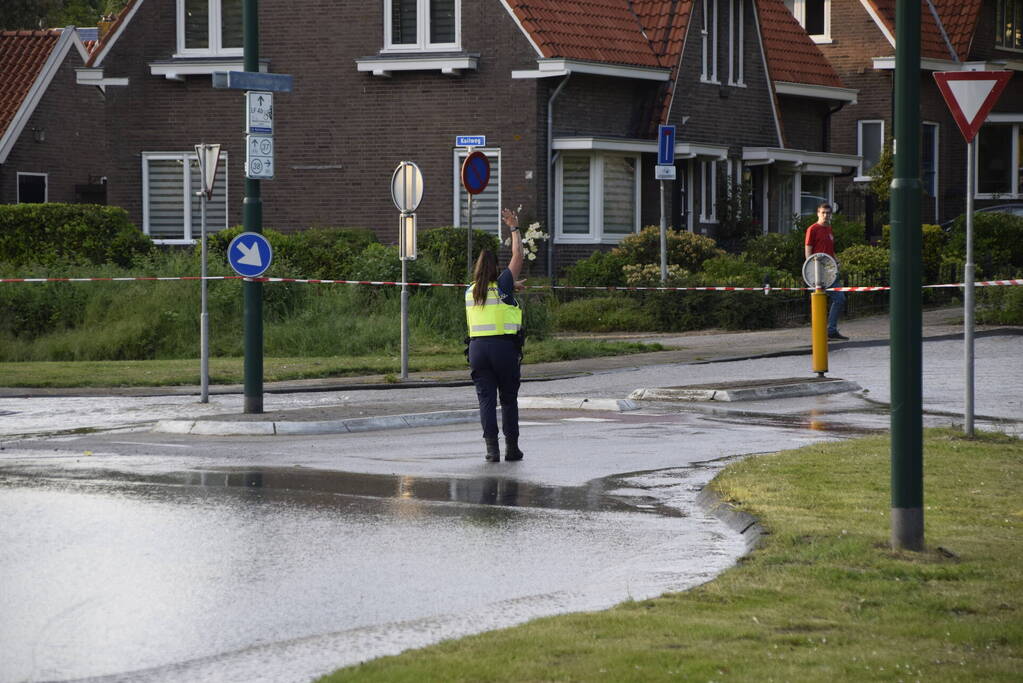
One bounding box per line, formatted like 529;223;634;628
975;123;1022;199
700;160;719;223
921;121;940;221
175;0;243;58
701;0;719;84
384;0;461;53
554;152;641;244
452;147;502;234
142;151;229;245
728;0;745;87
785;0;831;43
16;172;48;203
996;0;1023;52
856;119;884;181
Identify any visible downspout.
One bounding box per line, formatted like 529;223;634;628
547;74;570;281
823;101;846;152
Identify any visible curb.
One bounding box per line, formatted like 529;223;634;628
629;379;861;402
518;396;638;411
695;487;765;552
153;409;480;437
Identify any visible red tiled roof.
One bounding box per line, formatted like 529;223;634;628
865;0;981;61
86;0;138;67
503;0;662;67
0;29;62;141
756;0;844;88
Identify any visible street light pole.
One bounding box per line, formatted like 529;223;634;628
243;0;263;414
890;0;924;551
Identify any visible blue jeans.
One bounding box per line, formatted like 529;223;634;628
827;288;845;334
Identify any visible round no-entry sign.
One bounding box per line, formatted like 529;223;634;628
461;151;490;195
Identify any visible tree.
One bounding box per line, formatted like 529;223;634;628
0;1;128;30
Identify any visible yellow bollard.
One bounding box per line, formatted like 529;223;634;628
811;288;828;376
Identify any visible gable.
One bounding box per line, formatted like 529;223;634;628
862;0;982;60
757;0;844;88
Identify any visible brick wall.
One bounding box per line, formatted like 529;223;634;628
99;0;546;244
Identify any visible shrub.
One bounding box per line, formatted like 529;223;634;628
0;203;153;267
553;295;656;332
622;263;690;286
419;226;500;284
977;283;1023;325
699;254;797;288
942;212;1023;277
286;227;377;279
563;249;627;286
616;226;724;271
796;213;866;253
879;223;946;283
837;244;889;286
741;232;805;278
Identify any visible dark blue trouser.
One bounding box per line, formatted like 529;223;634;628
468;336;521;440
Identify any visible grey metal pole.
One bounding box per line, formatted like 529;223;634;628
199;189;210;403
659;180;668;283
964;138;975;436
400;257;409;379
466;193;473;280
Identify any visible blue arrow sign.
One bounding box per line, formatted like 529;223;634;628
657;125;676;165
227;232;274;278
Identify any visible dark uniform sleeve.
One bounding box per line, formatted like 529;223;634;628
496;269;519;307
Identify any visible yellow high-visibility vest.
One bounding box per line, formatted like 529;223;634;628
465;282;522;337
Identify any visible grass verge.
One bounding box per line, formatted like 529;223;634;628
319;430;1022;682
0;339;664;387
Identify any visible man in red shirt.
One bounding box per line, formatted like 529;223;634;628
804;202;848;340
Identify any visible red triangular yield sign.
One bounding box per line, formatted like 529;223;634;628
933;71;1013;143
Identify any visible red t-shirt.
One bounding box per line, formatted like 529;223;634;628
805;222;835;258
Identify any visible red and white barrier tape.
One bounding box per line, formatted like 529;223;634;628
2;275;1022;292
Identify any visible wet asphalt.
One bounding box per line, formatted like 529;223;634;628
1;307;1021;682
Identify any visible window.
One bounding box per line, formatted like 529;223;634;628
701;0;719;83
922;122;939;197
385;0;459;51
177;0;242;56
700;160;718;223
454;148;501;233
729;0;745;86
17;173;47;203
996;0;1023;51
142;152;228;243
857;120;884;179
784;0;830;42
799;174;831;216
977;124;1022;197
556;153;640;242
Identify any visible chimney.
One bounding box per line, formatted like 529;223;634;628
97;14;115;39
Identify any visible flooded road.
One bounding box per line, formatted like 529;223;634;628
0;465;743;683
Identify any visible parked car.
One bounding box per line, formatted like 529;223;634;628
941;203;1023;230
800;195;840;215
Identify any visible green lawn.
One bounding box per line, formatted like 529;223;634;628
319;430;1023;682
0;339;664;387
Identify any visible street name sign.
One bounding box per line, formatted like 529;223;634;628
213;71;294;92
933;71;1013;143
228;232;273;278
456;135;486;147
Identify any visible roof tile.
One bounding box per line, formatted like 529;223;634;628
866;0;981;61
757;0;844;88
0;29;62;141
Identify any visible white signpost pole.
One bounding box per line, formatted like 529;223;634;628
194;143;221;403
964;138;975;436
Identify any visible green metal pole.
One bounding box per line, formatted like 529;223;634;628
243;0;263;413
890;0;923;550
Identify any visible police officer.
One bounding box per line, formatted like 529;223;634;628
466;208;526;462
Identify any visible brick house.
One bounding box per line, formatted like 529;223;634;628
0;27;107;205
61;1;858;273
785;0;1022;226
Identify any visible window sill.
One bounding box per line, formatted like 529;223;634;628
852;175;874;183
355;52;479;77
149;57;269;81
151;238;198;245
555;233;635;245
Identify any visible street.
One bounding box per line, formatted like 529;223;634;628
0;334;1020;682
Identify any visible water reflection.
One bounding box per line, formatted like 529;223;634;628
5;466;680;517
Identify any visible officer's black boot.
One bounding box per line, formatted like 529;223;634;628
484;437;501;462
504;436;524;462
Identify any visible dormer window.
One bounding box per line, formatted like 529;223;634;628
785;0;830;43
385;0;460;52
177;0;243;56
